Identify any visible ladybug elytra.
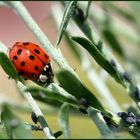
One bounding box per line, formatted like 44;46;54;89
9;42;54;86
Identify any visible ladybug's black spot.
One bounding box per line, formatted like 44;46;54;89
21;61;25;66
23;42;30;46
34;66;39;70
19;71;24;75
13;56;18;60
29;55;35;60
17;49;22;55
34;49;40;54
44;54;48;59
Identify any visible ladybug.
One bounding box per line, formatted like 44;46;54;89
9;42;54;86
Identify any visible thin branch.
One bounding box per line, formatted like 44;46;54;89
17;81;55;139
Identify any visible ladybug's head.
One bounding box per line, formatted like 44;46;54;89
37;63;54;86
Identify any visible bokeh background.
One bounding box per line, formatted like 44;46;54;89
0;1;139;138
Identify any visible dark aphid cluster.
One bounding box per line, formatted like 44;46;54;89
117;111;140;126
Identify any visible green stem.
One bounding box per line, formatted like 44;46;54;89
88;107;116;139
17;81;55;139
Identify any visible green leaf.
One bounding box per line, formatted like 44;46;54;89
72;36;125;87
56;70;106;112
102;28;124;56
25;85;78;106
58;103;71;139
0;52;18;80
87;107;116;139
56;1;77;47
1;103;33;139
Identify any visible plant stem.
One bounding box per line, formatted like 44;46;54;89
17;81;55;139
88;107;116;139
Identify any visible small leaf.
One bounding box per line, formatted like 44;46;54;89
1;103;33;139
56;70;106;112
0;52;18;80
58;103;71;139
72;36;125;87
102;28;124;56
56;1;77;47
25;85;78;106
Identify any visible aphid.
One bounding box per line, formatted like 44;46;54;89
117;112;128;120
31;112;38;124
134;87;140;100
73;7;85;22
127;112;136;119
125;117;136;124
121;71;131;82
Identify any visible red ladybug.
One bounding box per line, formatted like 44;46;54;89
9;42;54;85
